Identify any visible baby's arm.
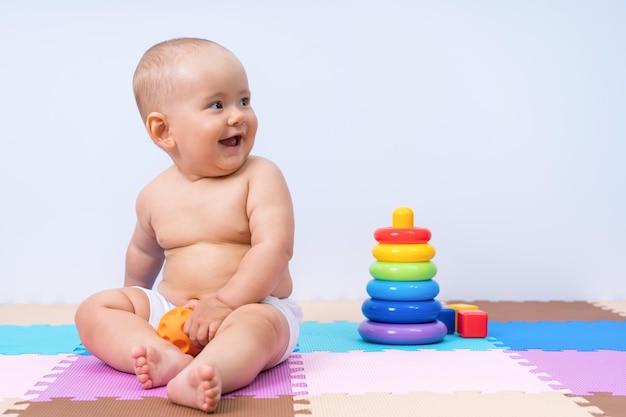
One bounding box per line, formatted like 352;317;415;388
218;163;294;306
186;158;294;346
124;191;165;288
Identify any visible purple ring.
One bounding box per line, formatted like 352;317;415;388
358;320;447;345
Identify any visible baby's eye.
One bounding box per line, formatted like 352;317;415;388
209;101;223;109
240;97;250;106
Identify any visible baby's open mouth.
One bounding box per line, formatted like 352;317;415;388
219;135;241;147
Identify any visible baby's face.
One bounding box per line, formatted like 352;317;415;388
164;47;258;179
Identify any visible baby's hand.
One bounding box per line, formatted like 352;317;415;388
183;297;233;348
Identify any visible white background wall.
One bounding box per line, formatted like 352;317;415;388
0;1;624;303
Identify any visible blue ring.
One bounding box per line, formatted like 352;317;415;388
366;279;440;301
358;320;447;345
361;299;442;324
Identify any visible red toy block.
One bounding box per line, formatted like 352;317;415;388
457;309;488;338
445;303;479;330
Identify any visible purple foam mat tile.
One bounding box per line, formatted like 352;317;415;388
286;354;309;397
222;355;299;399
27;355;166;401
508;349;626;395
27;354;301;401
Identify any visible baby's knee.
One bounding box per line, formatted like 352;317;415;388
75;288;146;325
233;304;288;335
78;289;127;311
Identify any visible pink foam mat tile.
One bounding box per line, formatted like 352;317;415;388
223;354;304;398
298;350;567;396
0;354;73;401
509;349;626;396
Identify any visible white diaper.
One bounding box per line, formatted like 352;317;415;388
132;286;302;365
132;286;176;328
261;295;303;364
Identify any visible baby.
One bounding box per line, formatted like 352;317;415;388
75;37;301;413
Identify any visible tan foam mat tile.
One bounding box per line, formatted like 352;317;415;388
299;300;364;322
299;392;603;417
1;399;29;417
591;301;626;318
0;305;77;325
445;300;626;322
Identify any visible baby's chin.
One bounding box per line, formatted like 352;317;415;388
212;156;249;177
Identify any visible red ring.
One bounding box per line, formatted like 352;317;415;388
374;227;431;244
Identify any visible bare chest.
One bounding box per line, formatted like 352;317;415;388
149;180;250;250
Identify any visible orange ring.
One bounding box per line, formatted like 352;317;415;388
374;227;431;244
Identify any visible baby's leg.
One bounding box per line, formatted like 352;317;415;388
166;303;291;413
75;288;192;388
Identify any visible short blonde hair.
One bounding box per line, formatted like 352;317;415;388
132;38;227;122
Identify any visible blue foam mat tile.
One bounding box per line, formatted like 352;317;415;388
298;321;502;353
8;319;625;357
0;324;83;355
488;321;626;351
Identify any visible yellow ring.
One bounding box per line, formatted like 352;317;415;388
372;243;436;262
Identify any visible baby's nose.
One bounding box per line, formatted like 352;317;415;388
228;108;244;125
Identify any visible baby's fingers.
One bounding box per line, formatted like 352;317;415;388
193;322;211;348
185;315;208;348
208;320;223;343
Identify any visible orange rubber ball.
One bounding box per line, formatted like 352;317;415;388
157;307;202;357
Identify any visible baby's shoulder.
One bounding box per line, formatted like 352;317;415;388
135;166;176;204
241;156;289;195
242;155;282;175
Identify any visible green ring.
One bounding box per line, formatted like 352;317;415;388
369;261;437;281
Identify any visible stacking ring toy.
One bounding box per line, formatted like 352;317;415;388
372;243;436;262
374;227;431;244
389;206;415;228
366;279;440;301
361;299;442;324
369;261;437;281
358;320;447;345
157;307;201;357
374;206;431;244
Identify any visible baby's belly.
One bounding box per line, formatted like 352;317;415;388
158;242;249;304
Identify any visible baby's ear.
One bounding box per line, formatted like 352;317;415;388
146;112;175;151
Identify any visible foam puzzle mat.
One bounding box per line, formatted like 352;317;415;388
1;300;626;416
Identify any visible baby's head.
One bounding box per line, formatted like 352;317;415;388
132;38;258;178
133;38;233;122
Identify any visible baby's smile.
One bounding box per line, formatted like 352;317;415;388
219;135;241;147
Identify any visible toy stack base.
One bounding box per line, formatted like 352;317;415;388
358;319;447;345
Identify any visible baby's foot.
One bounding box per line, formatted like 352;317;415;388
166;363;222;413
131;345;193;389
